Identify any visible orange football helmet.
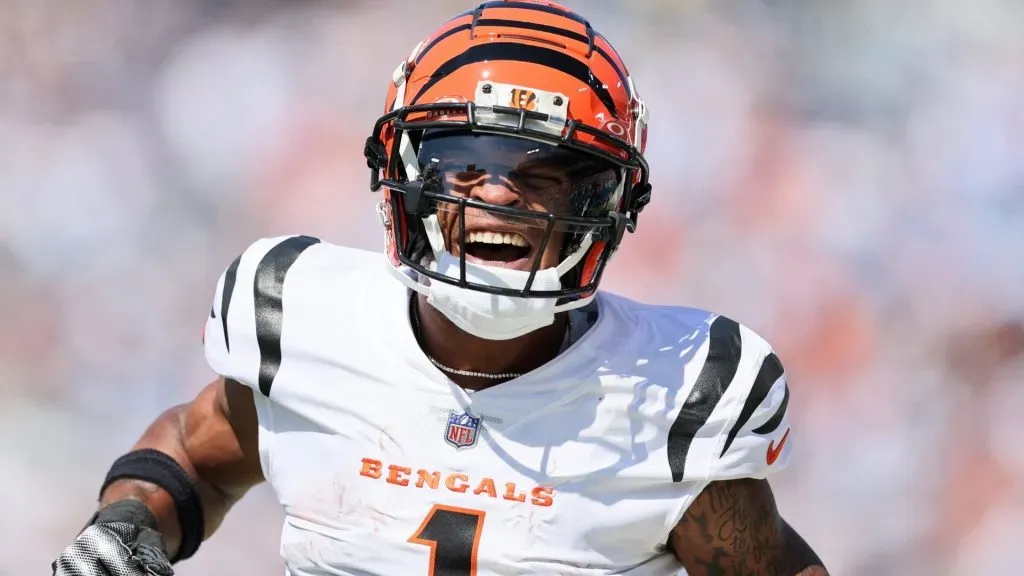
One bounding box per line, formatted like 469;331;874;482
365;0;650;301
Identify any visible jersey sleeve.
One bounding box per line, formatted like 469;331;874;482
711;344;791;480
203;235;321;396
666;315;793;484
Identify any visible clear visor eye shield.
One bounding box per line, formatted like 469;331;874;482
377;129;635;300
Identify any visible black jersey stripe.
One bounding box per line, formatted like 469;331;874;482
253;235;321;397
409;42;618;116
667;315;742;483
752;384;789;435
219;254;242;352
719;353;785;456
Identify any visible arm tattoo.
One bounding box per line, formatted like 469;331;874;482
670;479;828;576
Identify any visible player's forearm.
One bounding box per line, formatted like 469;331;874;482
99;404;235;558
98;379;263;559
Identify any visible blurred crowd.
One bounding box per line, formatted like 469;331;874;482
1;1;1022;574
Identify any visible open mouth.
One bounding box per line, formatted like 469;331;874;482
462;230;531;265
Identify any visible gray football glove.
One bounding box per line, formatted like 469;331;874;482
52;502;174;576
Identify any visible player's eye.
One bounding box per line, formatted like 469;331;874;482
454;164;487;181
510;169;565;191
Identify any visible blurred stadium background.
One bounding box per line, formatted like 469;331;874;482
1;1;1022;574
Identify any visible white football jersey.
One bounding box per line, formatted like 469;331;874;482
203;235;793;576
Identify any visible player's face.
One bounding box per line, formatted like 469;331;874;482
420;132;619;272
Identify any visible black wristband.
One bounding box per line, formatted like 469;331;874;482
100;449;205;563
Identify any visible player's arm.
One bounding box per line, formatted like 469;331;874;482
55;240;293;575
100;376;264;559
665;318;826;575
53;376;263;575
669;479;828;576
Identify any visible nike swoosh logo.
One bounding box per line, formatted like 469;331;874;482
766;428;790;466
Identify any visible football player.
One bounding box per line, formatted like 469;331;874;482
52;2;829;575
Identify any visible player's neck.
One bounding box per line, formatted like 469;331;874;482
412;294;569;391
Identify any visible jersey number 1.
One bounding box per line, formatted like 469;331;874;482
409;505;485;576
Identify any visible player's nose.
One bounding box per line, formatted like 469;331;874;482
469;178;522;208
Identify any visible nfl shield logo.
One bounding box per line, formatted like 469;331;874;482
445;411;481;449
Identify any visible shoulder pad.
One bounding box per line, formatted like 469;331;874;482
203;235;321;397
666;315;792;483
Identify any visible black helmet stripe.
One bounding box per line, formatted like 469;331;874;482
483;1;588;26
409;42;618;116
415;23;471;66
413;22;629;98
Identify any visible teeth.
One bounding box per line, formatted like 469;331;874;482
466;231;528;247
